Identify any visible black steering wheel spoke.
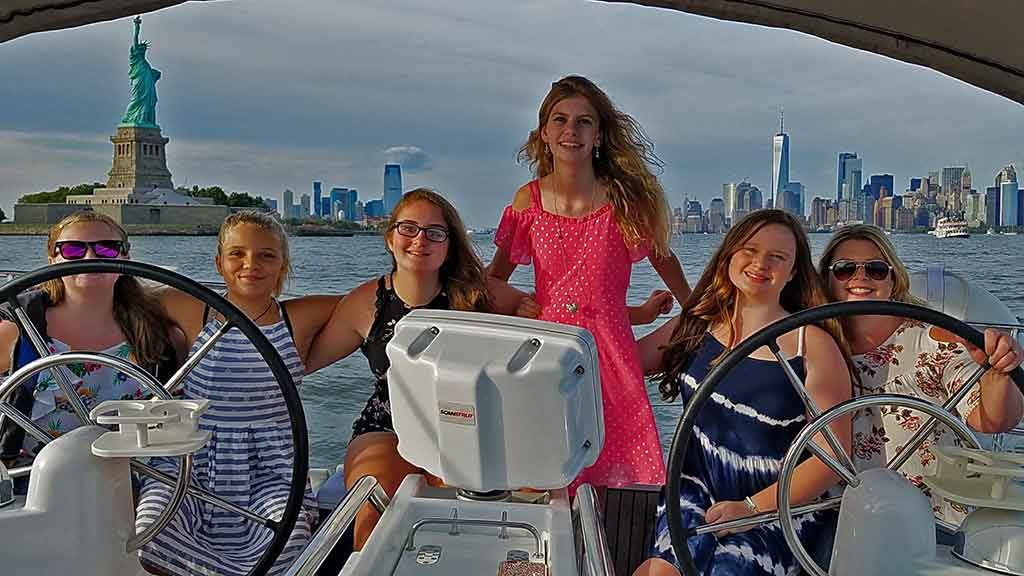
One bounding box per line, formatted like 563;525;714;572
666;300;1024;576
0;261;308;576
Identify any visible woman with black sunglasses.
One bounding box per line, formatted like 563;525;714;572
0;211;185;464
819;223;1023;525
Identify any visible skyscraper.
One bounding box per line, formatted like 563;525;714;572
313;181;322;217
837;153;858;202
300;193;310;218
365;199;385;219
722;183;736;221
771;110;789;209
1000;181;1019;227
282;188;294;220
842;157;863;219
384;164;402;214
344;189;359;222
782;182;803;216
320;197;332;219
941;166;967;213
329;187;348;220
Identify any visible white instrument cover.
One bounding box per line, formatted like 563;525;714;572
386;310;603;491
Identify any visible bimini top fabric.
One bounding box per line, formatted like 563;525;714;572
3;0;1023;104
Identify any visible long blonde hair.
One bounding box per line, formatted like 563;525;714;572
44;211;177;370
518;75;671;258
217;210;292;296
385;188;492;312
656;209;845;401
818;224;924;305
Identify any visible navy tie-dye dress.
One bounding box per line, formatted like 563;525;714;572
651;330;827;576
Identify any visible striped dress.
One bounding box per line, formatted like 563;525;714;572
135;310;315;576
651;329;828;576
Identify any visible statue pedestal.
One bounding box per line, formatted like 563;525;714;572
105;126;173;192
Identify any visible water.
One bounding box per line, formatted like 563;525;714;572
1;233;1021;467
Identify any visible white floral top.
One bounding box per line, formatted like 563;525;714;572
851;320;981;525
26;338;146;452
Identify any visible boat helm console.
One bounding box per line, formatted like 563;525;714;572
339;309;606;576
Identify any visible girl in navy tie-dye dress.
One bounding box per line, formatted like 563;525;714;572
633;209;853;576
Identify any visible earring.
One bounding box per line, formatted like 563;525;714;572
594;145;600;159
545;143;551;156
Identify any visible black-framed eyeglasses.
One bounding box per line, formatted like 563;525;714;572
829;259;892;282
392;221;449;243
53;240;127;260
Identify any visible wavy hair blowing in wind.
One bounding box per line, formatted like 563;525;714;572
386;188;492;312
518;75;671;258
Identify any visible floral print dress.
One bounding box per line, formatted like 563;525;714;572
851;319;981;525
26;338;144;451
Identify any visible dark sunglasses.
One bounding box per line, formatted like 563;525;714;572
53;240;127;260
829;259;892;282
392;221;449;243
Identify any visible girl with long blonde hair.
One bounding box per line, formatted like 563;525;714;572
819;224;1022;526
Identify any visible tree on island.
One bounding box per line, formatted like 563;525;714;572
0;207;7;223
188;185;265;208
19;182;104;204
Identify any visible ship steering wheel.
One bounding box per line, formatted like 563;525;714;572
665;300;1024;576
0;260;308;576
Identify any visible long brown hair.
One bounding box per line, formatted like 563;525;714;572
518;75;671;258
386;188;492;312
818;224;925;306
656;209;845;401
217;210;292;296
43;211;178;370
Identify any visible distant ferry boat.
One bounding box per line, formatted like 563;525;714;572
930;217;970;238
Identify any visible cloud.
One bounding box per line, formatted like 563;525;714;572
1;0;1022;227
382;146;432;172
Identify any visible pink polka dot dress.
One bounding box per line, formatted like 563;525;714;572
495;180;665;489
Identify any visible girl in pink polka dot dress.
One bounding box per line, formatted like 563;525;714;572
489;75;691;490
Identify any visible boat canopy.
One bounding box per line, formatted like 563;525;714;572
2;0;1023;105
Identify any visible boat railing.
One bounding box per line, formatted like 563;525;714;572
284;474;390;576
574;483;615;576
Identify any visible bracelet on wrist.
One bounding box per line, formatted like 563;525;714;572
744;495;760;514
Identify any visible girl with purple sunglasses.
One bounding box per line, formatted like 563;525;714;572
0;211;185;464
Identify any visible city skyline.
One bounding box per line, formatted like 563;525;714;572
1;1;1021;226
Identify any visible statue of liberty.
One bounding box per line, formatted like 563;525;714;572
120;16;160;128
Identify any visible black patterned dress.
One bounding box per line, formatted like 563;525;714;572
350;275;449;439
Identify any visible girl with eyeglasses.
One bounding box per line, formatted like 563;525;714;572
303;188;520;549
488;75;692;493
0;211;184;463
819;224;1023;525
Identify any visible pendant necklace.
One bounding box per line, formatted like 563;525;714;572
552;176;596;315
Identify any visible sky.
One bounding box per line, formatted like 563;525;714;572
1;0;1022;227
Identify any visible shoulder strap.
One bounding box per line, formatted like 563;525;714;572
797;326;806;357
528;179;543;210
374;276;388;313
201;303;211;325
279;300;294;338
0;290;50;458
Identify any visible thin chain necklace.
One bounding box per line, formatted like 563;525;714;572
218;295;275;324
390;271;443;308
552;175;596;315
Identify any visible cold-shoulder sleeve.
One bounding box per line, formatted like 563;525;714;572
494;205;535;265
627;238;650;263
